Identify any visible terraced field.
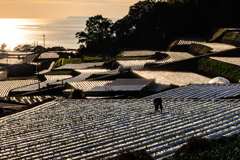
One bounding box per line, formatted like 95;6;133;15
45;75;72;81
11;80;57;92
117;60;156;70
1;95;58;104
0;99;240;159
121;51;156;57
200;43;236;52
145;84;240;99
177;38;236;52
210;57;240;66
52;74;91;85
155;52;194;64
56;63;104;70
75;69;110;74
38;52;59;59
177;37;206;45
133;71;210;86
69;80;114;91
0;80;38;97
38;61;55;74
12;74;86;92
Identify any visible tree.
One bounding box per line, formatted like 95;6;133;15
32;45;47;53
1;43;7;50
13;44;33;52
22;44;33;52
76;15;113;53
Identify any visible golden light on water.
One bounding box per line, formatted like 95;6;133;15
0;19;43;51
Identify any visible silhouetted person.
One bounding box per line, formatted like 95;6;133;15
154;98;163;113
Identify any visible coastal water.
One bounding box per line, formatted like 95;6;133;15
0;17;117;51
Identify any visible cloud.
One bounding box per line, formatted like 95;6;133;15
0;0;139;18
0;0;135;4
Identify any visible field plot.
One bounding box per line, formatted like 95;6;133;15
133;71;210;86
11;75;74;92
0;58;22;64
11;80;56;92
0;80;38;97
155;52;194;64
200;43;236;52
52;74;91;85
38;52;60;59
12;74;88;92
1;95;58;104
0;99;240;159
69;80;113;91
56;62;104;70
45;75;72;81
177;37;206;45
210;57;240;66
39;61;55;74
117;60;156;70
75;69;110;74
145;84;240;99
121;51;156;57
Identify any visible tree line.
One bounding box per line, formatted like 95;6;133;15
76;0;240;56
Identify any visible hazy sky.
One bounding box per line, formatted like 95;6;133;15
0;0;140;19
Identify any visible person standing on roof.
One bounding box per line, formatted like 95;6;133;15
154;98;163;113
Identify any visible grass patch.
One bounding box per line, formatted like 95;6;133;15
189;43;212;56
198;57;240;82
53;58;63;68
84;55;105;62
166;134;240;160
220;31;240;47
63;58;82;65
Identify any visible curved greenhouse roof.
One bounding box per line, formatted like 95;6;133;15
209;77;230;84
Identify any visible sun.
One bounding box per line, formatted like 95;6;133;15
0;19;39;51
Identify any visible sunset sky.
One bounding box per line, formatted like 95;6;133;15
0;0;140;19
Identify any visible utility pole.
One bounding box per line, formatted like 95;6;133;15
43;35;45;48
26;51;27;63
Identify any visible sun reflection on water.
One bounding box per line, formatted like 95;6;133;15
0;19;46;51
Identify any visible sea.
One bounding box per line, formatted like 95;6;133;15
0;17;118;51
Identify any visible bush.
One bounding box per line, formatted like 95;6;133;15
220;31;240;47
68;89;85;99
189;44;212;56
127;96;135;99
168;134;240;160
